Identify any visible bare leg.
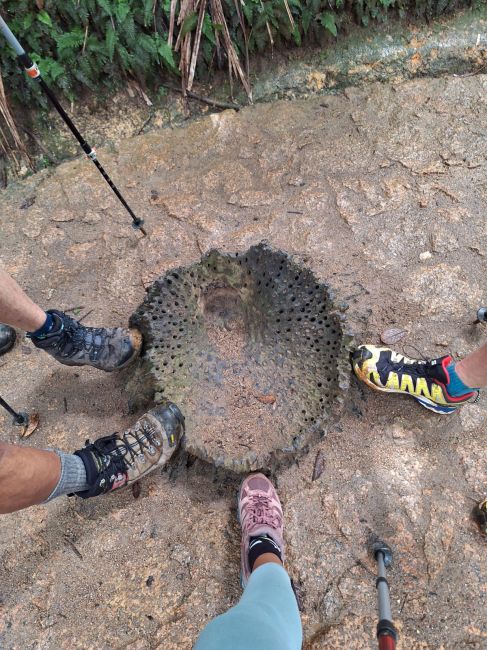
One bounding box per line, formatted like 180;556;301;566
252;553;283;571
0;270;46;332
0;269;142;371
455;342;487;388
0;442;60;514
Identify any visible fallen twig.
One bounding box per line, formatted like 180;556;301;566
78;309;94;323
64;536;83;560
454;65;487;78
135;113;154;136
312;450;325;481
163;84;241;111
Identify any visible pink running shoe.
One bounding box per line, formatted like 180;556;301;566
238;473;285;587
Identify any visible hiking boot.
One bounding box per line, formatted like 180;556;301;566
73;401;185;499
238;473;284;586
352;344;479;414
28;309;142;372
0;324;16;357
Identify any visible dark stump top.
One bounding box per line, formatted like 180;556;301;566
129;244;350;472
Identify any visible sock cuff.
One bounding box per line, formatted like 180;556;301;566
446;362;479;396
248;534;282;571
27;312;55;339
44;451;89;502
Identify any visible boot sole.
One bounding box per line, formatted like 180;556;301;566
354;367;459;415
46;328;144;372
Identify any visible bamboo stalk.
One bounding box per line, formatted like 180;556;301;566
0;72;32;172
283;0;295;29
188;0;206;89
168;0;178;46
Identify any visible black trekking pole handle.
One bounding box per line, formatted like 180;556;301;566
0;15;146;236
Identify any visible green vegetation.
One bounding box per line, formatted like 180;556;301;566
0;0;476;106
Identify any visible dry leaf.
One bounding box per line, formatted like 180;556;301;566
380;328;406;345
19;412;40;438
255;394;276;405
20;196;35;209
312;450;325;481
149;190;163;205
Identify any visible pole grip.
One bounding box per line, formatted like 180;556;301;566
0;16;25;55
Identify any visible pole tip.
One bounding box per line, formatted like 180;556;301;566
132;219;147;237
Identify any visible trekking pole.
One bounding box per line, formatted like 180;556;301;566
0;15;146;236
371;539;397;650
0;394;27;425
0;394;39;437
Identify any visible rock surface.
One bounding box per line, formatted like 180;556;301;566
1;73;487;648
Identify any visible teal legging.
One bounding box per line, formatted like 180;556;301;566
194;563;302;650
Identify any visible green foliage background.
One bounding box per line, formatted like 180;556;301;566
0;0;475;106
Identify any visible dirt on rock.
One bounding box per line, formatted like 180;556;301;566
1;71;487;649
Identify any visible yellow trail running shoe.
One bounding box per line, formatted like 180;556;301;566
352;344;479;414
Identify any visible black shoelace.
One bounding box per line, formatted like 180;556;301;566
393;361;430;378
56;316;106;359
107;422;159;469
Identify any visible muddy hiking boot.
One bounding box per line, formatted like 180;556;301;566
0;324;16;357
73;401;185;499
28;309;142;372
352;344;479;414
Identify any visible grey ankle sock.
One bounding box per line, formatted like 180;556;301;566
45;451;89;502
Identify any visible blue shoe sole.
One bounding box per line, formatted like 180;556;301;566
414;396;457;414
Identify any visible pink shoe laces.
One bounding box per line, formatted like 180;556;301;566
244;493;282;531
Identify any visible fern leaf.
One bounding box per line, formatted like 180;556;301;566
319;10;337;36
157;40;178;72
96;0;113;16
115;0;131;23
106;26;117;60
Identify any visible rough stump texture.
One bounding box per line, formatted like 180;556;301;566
130;244;350;471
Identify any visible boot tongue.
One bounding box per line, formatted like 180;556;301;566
40;310;66;338
426;355;452;383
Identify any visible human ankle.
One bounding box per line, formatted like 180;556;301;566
44;451;88;502
27;311;59;338
446;361;479;396
252;553;283;572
